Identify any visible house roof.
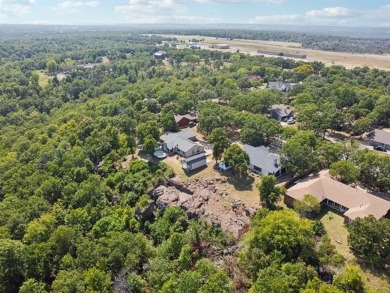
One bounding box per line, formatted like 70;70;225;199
174;114;198;123
268;81;292;91
271;104;293;117
78;63;102;69
153;50;167;56
161;129;196;142
367;129;390;145
242;145;281;174
160;130;199;153
287;177;390;220
183;153;206;164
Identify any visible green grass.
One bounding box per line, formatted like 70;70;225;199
318;208;390;290
34;70;51;87
318;208;352;259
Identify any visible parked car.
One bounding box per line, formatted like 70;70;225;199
216;162;232;171
286;118;296;125
374;145;387;152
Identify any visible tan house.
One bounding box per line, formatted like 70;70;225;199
285;177;390;222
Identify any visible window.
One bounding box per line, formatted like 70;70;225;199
254;166;262;172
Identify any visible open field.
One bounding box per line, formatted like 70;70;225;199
34;70;51;87
160;34;390;71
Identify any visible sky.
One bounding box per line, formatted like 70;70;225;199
0;0;389;26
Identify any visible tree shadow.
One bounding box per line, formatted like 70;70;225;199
354;258;390;279
224;171;255;191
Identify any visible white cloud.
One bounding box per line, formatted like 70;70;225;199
0;0;36;18
360;4;390;26
58;1;99;9
115;0;223;23
305;7;351;18
195;0;244;4
259;0;284;4
115;0;188;20
250;14;300;24
250;6;358;25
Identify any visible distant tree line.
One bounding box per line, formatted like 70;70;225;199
143;29;390;54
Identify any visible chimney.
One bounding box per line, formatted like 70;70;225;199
274;158;278;167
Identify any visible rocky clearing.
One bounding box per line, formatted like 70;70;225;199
153;176;258;239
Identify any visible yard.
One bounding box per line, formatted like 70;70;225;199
319;208;390;289
162;152;261;209
34;70;51;87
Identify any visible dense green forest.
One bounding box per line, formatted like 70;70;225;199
0;30;389;292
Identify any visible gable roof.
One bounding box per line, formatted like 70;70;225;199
183;153;206;164
242;145;281;173
160;130;199;153
153;50;167;56
367;129;390;145
271;104;293;117
174;114;198;123
161;129;196;142
268;81;292;91
287;177;390;220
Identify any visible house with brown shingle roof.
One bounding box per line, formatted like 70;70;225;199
284;176;390;222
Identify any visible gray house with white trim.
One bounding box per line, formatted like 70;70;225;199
367;129;390;150
242;145;285;177
182;153;207;171
270;104;294;121
160;130;204;158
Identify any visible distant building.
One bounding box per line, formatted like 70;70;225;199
248;75;262;82
174;113;198;128
242;145;285;177
182;153;207;171
209;44;230;49
285;176;390;222
78;63;102;69
366;129;390;149
160;130;204;158
268;81;292;92
270;104;294;121
153;50;168;60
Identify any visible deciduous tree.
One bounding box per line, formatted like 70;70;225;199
293;194;321;218
223;144;249;177
208;128;231;163
330;161;358;184
258;175;285;210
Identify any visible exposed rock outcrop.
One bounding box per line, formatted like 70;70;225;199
152;177;256;239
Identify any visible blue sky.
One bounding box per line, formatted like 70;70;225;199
0;0;389;26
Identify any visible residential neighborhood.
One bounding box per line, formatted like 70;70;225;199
4;28;389;293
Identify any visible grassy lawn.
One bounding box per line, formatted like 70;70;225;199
318;209;352;259
319;208;390;289
34;70;51;87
